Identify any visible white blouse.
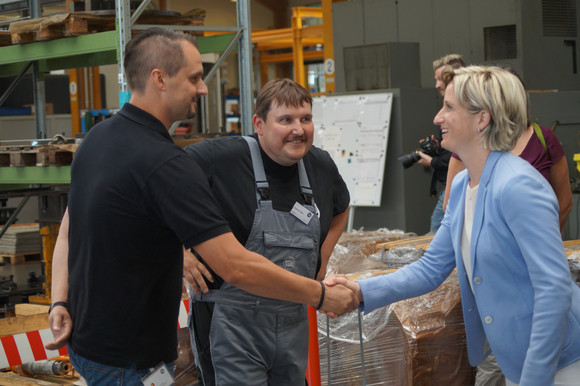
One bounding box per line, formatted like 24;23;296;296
461;183;479;292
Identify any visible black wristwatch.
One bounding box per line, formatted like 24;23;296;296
48;301;69;314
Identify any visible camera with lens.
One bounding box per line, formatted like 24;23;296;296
398;137;438;169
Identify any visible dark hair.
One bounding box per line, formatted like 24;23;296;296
123;27;198;94
255;78;313;121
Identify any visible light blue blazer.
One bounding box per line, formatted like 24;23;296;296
359;151;580;385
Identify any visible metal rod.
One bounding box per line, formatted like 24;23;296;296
237;0;254;135
32;61;47;139
0;62;33;107
116;0;131;107
357;311;367;386
0;196;30;240
326;314;331;386
203;29;243;84
130;0;152;26
346;206;356;232
131;24;241;32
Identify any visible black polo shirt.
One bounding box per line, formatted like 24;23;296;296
184;133;350;284
67;103;229;368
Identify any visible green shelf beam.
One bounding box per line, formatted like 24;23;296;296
0;166;71;184
0;31;237;77
197;33;238;55
0;31;119;76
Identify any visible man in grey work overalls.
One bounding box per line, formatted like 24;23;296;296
184;78;350;385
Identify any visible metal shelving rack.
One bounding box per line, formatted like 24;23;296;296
0;0;255;184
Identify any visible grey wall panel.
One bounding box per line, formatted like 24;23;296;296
521;0;580;91
353;88;441;234
332;0;580;91
333;0;366;92
362;0;398;45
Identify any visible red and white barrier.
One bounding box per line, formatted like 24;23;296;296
0;299;191;368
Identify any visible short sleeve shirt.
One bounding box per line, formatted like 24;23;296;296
67;103;230;368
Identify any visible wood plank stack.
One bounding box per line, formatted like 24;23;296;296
9;9;206;44
0;223;42;263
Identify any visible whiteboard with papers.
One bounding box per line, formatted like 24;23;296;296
312;92;393;207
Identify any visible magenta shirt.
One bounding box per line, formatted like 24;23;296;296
451;125;565;182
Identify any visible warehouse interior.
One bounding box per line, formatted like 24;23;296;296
0;0;580;384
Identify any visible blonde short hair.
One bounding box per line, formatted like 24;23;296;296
442;66;528;151
432;54;465;71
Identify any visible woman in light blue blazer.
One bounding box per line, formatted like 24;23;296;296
328;66;580;385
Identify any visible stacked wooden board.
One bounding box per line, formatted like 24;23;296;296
8;9;206;45
0;223;42;264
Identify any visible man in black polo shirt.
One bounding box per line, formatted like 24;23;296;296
45;28;358;385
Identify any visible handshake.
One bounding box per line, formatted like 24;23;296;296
319;274;363;318
183;248;364;318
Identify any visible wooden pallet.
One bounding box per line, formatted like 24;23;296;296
0;144;77;167
9;12;114;44
9;147;39;167
0;253;42;264
0;30;12;47
9;10;205;44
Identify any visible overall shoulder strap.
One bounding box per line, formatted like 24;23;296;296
298;160;314;205
242;136;270;202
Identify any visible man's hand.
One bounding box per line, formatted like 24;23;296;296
319;282;359;317
45;307;72;350
322;274;363;319
325;274;363;302
417;151;433;168
183;247;213;295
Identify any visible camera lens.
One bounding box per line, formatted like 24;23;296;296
398;151;421;168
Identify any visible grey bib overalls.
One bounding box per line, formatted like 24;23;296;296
192;136;321;385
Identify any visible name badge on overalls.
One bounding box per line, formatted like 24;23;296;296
291;202;314;225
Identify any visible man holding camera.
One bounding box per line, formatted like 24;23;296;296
416;136;451;232
417;54;465;232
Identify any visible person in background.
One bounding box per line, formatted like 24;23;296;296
183;78;350;385
442;70;573;233
417;54;465;232
45;28;358;385
327;66;580;386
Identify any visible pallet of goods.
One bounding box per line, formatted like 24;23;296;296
0;144;78;168
8;9;206;45
0;223;42;264
319;230;475;385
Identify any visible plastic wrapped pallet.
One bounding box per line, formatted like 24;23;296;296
318;305;412;385
337;228;412;257
321;233;475;385
568;252;580;285
393;272;474;385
